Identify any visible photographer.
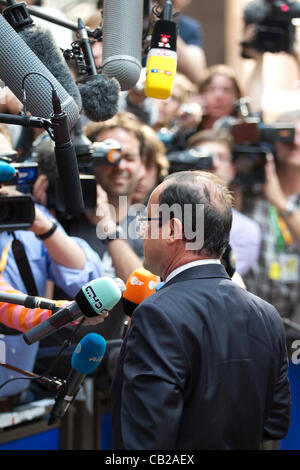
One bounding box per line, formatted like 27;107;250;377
241;0;300;119
241;109;300;352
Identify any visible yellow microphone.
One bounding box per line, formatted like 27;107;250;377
122;268;161;318
145;17;177;100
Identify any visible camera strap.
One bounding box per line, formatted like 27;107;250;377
11;234;38;297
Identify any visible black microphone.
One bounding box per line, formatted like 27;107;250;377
51;89;84;215
76;18;120;122
102;0;143;91
0;13;79;128
48;333;107;425
0;290;57;310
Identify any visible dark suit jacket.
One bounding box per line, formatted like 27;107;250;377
111;263;291;450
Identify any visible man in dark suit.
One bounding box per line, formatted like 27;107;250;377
111;170;291;450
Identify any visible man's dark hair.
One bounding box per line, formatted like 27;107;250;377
159;171;233;257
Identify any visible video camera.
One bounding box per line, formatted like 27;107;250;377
218;98;295;189
167;147;214;174
241;0;300;55
0;153;35;232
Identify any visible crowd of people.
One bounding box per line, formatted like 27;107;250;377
0;0;298;451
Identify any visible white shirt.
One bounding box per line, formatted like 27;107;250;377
165;259;221;284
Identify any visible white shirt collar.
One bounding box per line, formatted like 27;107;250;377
165;259;221;284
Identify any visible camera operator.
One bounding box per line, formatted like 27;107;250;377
241;0;300;118
241;109;300;353
184;128;262;279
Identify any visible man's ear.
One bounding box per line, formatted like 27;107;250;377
165;217;183;244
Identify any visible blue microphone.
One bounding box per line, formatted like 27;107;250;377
48;333;106;425
0;160;16;182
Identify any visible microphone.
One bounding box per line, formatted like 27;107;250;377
23;276;126;345
76;18;120;122
122;268;160;318
0;160;16;182
3;1;119;123
102;0;143;91
48;332;106;425
145;2;177;100
0;14;80;128
0;290;57;311
51;89;84;215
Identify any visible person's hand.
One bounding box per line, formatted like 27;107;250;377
33;174;49;207
30;205;54;236
263;153;288;211
79;311;109;326
126;68;147;105
52;300;109;326
176;102;203;131
240;24;264;61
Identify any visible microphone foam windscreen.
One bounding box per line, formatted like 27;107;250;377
102;0;143;90
122;268;160;316
71;332;107;375
75;276;123;318
78;74;120;122
19;24;82;112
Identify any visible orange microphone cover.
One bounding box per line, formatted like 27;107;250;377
122;268;160;317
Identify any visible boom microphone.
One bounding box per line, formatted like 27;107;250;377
76;18;120;122
48;333;106;425
0;14;80;128
2;0;82;115
23;276;126;345
122;268;160;317
51;89;84;215
145;3;177;100
102;0;143;91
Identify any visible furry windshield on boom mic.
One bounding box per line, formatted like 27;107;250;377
19;24;82;114
78;74;120;122
20;24;120;122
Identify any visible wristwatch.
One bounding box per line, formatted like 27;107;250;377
101;225;125;244
278;200;299;219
